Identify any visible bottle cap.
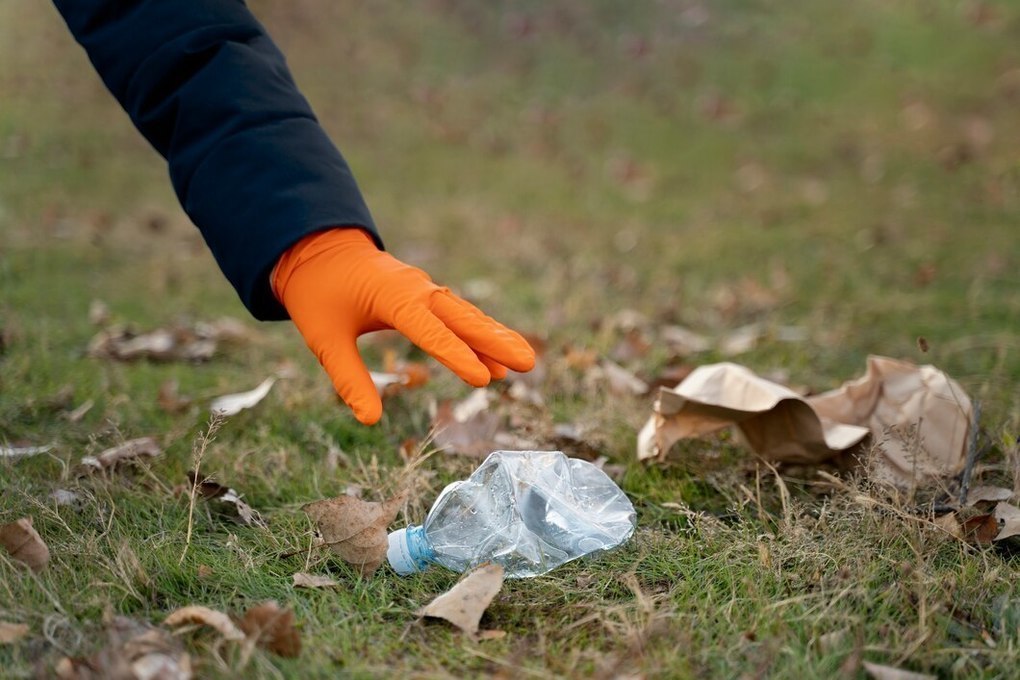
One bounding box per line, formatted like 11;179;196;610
387;525;432;576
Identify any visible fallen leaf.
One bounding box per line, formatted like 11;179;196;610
506;379;545;407
88;299;110;326
549;422;599;460
933;513;962;538
302;492;406;576
210;377;275;416
563;344;600;371
432;390;503;457
418;562;505;638
717;323;764;356
238;601;301;658
88;324;216;362
0;443;53;459
164;606;246;641
994;502;1020;541
862;660;936;680
54;615;191;680
0;621;29;644
659;325;712;356
383;351;431;390
965;485;1014;506
80;437;161;473
186;471;266;527
293;572;341;589
0;517;50;571
610;328;651;363
962;513;999;544
50;489;83;508
157;380;192;414
638;356;972;489
595;360;650;396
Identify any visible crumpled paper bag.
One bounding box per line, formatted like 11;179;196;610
637;355;972;487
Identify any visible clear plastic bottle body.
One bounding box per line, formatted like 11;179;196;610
402;451;636;578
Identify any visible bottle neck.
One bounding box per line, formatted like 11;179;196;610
405;524;436;568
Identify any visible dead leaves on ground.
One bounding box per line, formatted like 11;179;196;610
163;602;301;658
54;615;192;680
236;601;302;658
418;563;505;639
87;317;254;363
292;572;340;589
935;486;1020;545
302;492;406;576
164;601;301;659
209;377;276;416
164;606;245;642
0;517;50;571
862;660;936;680
79;437;162;475
0;621;30;644
185;471;265;527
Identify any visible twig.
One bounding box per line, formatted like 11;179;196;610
958;401;982;506
179;413;225;564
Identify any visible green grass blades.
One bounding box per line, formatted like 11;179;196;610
2;0;1019;677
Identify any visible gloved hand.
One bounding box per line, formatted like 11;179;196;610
272;228;536;425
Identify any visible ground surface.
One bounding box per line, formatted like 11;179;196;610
2;1;1019;678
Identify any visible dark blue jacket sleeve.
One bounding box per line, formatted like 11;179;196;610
52;0;381;320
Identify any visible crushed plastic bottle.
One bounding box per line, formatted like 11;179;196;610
387;450;636;578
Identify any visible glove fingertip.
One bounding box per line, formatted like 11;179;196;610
347;394;383;425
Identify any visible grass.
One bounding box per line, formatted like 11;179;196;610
2;0;1019;677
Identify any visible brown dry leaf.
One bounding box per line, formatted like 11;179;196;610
594;360;650;396
209;377;275;416
302;492;406;576
659;325;712;356
563;344;600;371
292;572;341;589
610;328;651;363
933;513;962;538
994;502;1020;541
418;562;505;638
965;486;1014;506
638;356;972;489
88;324;216;362
0;621;29;644
370;351;431;397
962;513;999;544
0;517;49;571
431;390;503;457
862;660;936;680
185;471;265;527
382;350;430;390
54;615;191;680
80;437;162;473
157;380;192;414
238;601;301;658
164;606;246;641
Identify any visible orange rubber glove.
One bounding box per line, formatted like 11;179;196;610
272;228;536;425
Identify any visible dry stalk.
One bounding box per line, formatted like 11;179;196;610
179;412;225;564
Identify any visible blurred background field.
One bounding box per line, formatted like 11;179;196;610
2;1;1019;678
